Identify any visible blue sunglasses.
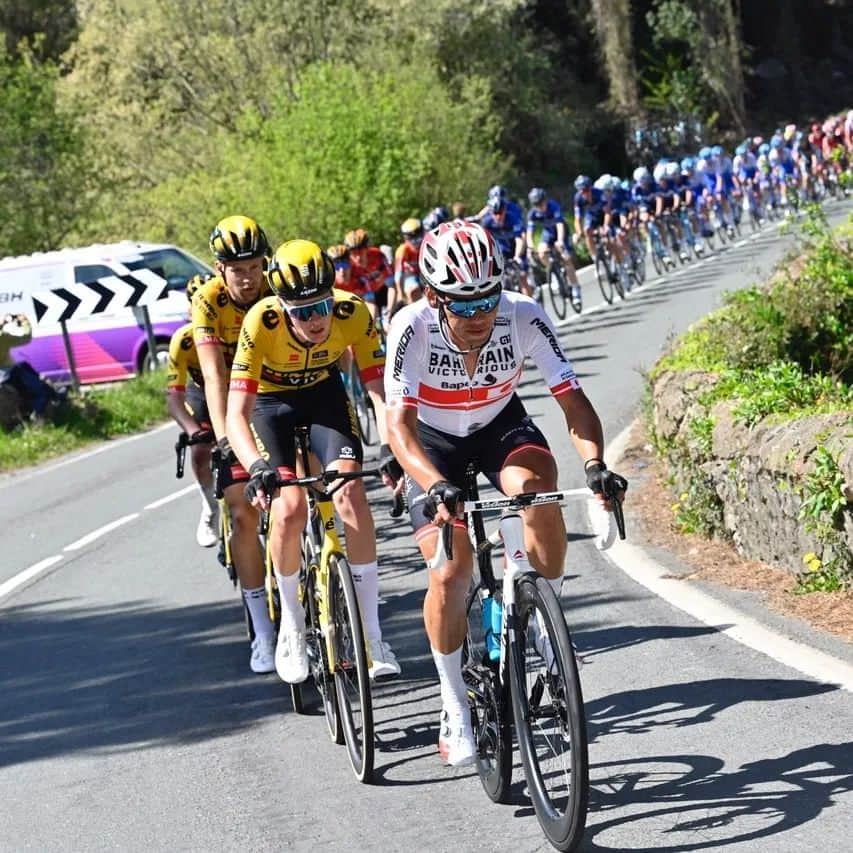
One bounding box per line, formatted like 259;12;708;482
440;289;502;318
282;295;335;322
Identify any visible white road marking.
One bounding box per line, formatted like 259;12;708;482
600;422;853;692
0;555;63;602
63;513;139;552
144;484;197;510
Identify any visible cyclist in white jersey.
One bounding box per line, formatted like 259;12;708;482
384;219;627;766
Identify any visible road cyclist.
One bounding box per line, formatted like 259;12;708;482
166;273;217;547
383;219;627;767
191;214;279;673
393;217;425;305
344;228;396;325
225;239;401;683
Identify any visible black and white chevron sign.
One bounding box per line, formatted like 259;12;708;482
32;268;169;325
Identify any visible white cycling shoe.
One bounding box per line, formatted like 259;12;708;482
249;634;276;674
368;636;401;679
275;627;309;683
438;709;476;767
196;505;218;548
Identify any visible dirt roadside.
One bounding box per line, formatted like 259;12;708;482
619;419;853;644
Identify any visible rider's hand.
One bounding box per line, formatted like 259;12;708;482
191;427;214;445
378;443;404;488
423;480;463;524
217;435;236;466
585;460;628;507
244;459;279;509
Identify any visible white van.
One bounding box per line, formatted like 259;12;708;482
0;241;212;384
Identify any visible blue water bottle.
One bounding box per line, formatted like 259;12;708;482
482;595;502;662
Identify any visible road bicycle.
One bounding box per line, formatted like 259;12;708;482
591;230;625;303
431;466;625;851
342;361;377;447
259;424;380;783
626;231;647;287
528;249;576;320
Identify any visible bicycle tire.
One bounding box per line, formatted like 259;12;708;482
348;362;376;447
594;253;613;303
463;581;513;803
329;552;375;782
631;242;646;285
547;261;568;321
609;255;625;300
508;574;588;852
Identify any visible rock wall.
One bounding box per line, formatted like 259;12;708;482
650;368;853;575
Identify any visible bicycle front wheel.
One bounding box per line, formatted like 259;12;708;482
547;262;568;321
463;582;512;803
508;574;588;852
329;553;375;783
594;253;613;304
348;362;376;446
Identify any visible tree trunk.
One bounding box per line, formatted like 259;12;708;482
590;0;641;118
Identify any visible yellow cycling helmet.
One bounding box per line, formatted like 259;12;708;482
185;272;212;301
326;244;350;261
401;217;423;240
343;228;370;250
209;215;269;261
267;240;335;301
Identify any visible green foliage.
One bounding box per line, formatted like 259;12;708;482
796;446;852;592
639;50;710;118
0;370;168;471
0;0;78;62
108;61;508;252
0;45;92;253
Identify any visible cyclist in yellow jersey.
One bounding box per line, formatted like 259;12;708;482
167;274;218;547
191;214;278;674
226;239;402;683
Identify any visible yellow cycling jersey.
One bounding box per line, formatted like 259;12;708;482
166;322;204;393
230;289;385;394
191;275;266;369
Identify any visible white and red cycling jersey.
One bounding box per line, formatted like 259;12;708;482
383;291;581;437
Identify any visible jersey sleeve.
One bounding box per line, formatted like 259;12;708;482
515;299;581;397
228;301;269;393
346;298;385;384
166;324;192;393
383;308;424;412
191;282;222;347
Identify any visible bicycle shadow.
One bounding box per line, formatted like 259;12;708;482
582;738;852;851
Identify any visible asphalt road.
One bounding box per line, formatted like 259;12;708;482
1;203;851;852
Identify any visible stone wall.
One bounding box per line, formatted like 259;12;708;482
650;368;853;575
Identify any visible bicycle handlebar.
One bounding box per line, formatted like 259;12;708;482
174;430;214;479
436;485;626;565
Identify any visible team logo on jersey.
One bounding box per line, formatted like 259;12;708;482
339;446;356;460
261;308;280;330
483;373;497;385
180;333;193;351
392;325;415;380
334;301;355;319
216;291;229;308
311;350;328;360
530;317;567;363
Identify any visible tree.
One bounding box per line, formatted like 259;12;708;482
590;0;641;117
0;0;78;62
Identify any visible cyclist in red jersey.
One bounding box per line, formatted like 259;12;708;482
344;228;395;321
394;218;424;305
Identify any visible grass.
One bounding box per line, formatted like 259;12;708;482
0;369;169;472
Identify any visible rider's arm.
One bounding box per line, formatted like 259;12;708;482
225;387;262;472
386;401;443;492
554;388;605;466
166;331;200;435
191;293;229;442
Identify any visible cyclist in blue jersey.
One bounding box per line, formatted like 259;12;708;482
653;162;688;262
526;187;583;310
594;174;632;290
680;158;709;251
705;145;737;236
631;166;669;265
472;185;532;296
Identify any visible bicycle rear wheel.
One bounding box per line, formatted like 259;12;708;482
508;574;588;852
546;261;568;321
329;552;375;782
463;581;512;803
594;253;613;304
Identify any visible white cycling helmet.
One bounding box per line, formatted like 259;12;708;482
653;163;667;182
594;173;612;191
664;161;680;179
768;148;781;164
633;166;650;183
419;220;504;297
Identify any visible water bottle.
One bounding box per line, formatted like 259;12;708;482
482;595;502;662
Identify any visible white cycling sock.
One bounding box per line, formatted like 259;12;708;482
350;560;381;641
242;586;274;642
198;482;217;514
431;646;468;723
274;570;304;633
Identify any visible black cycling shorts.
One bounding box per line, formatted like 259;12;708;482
405;394;552;537
250;374;363;475
184;382;211;429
